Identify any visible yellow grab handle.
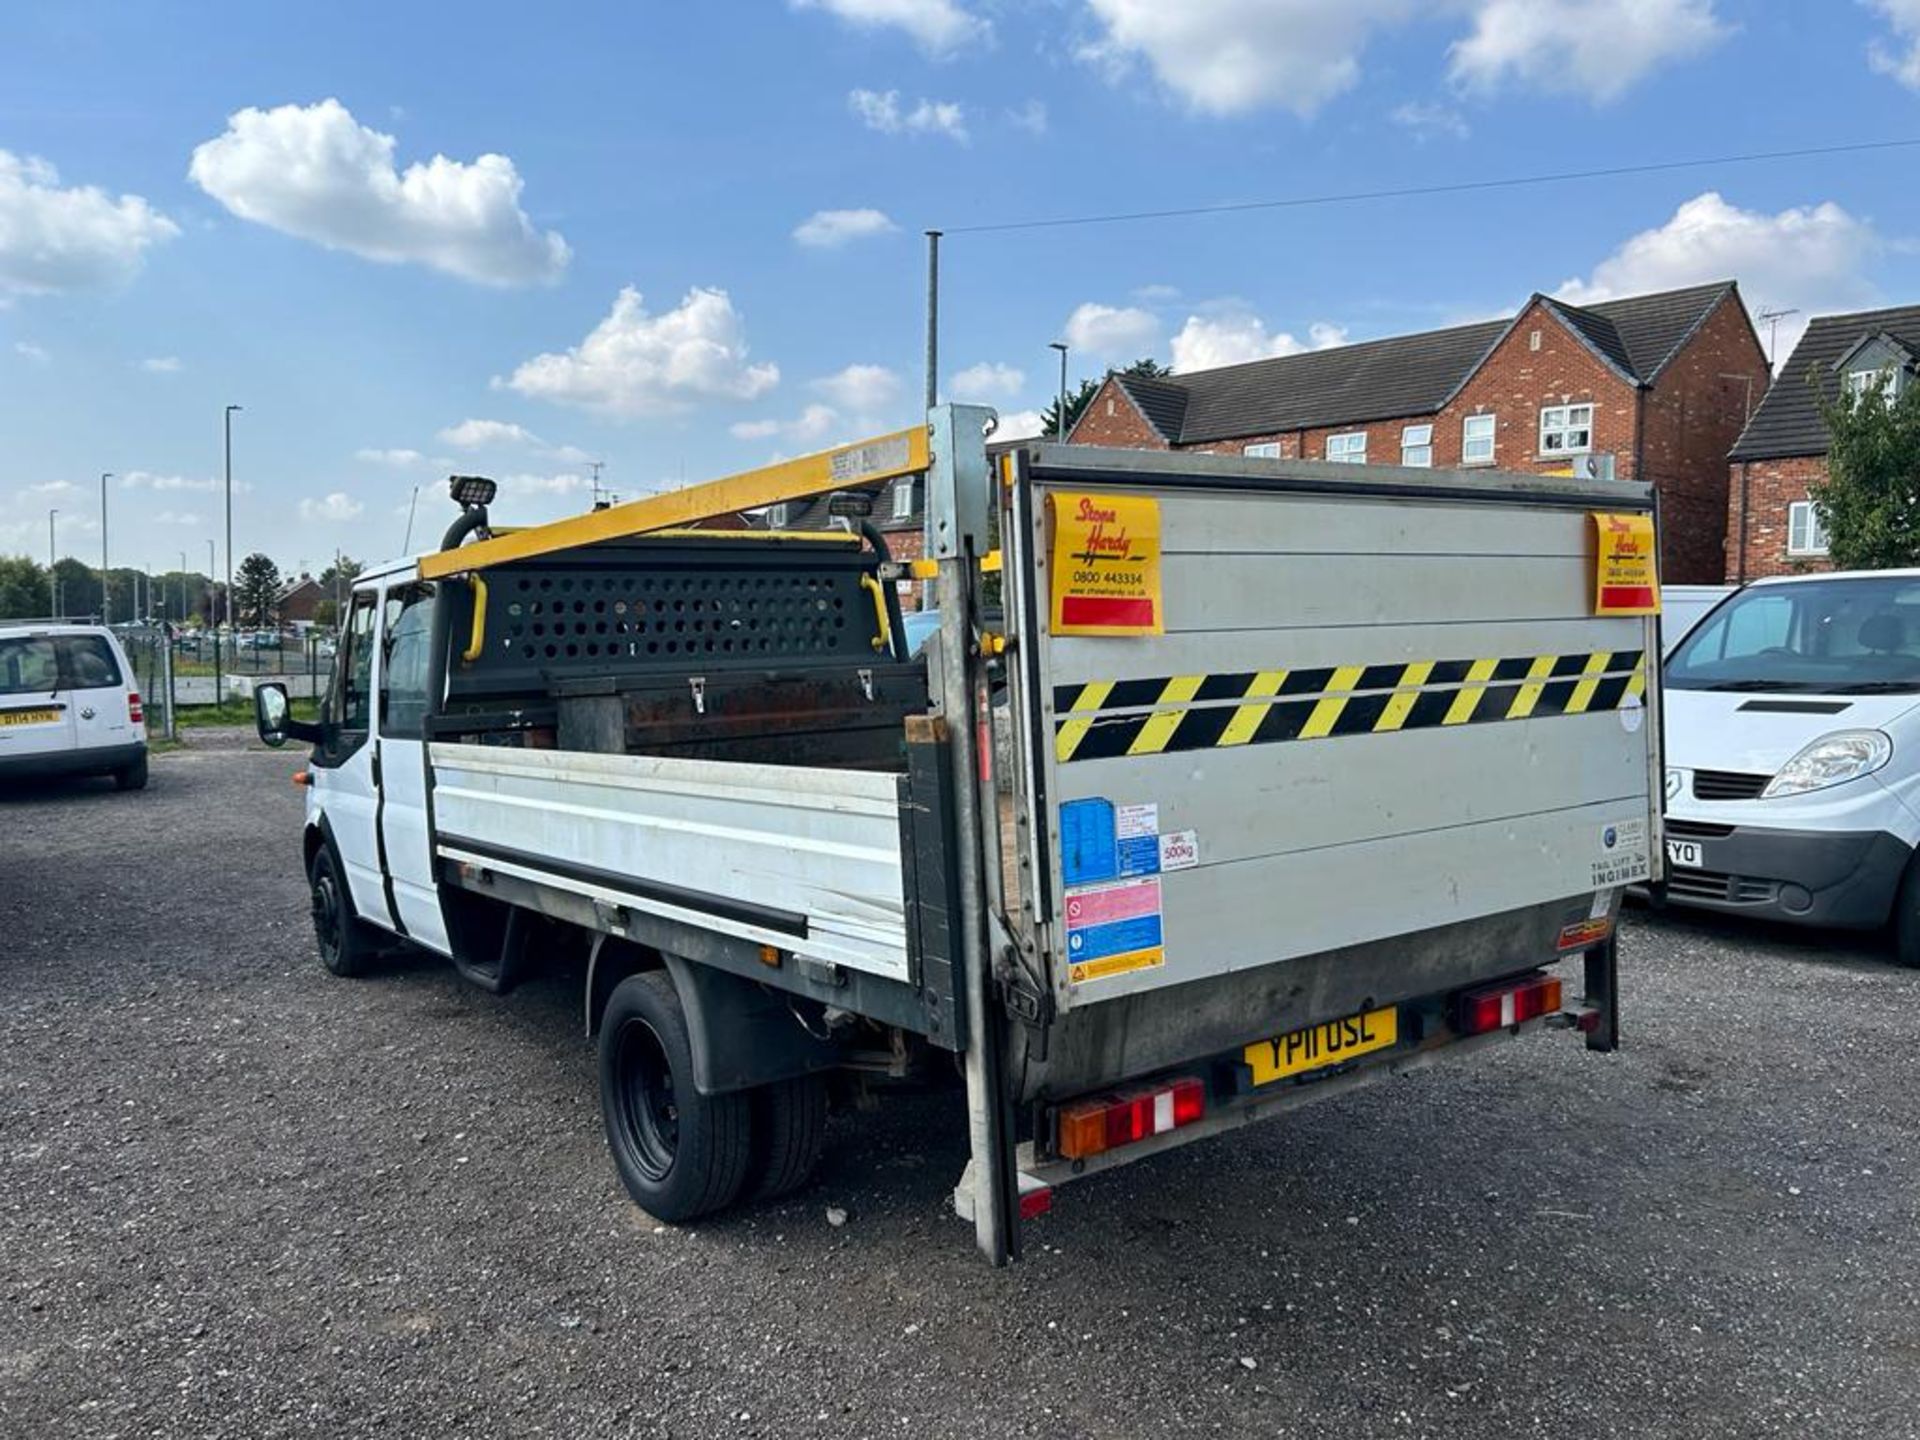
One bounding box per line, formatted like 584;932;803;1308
462;574;488;663
860;573;892;654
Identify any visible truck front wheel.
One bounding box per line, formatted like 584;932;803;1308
309;844;378;978
599;971;752;1222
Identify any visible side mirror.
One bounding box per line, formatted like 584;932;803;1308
254;682;292;747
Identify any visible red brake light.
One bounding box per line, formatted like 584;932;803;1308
1057;1075;1208;1161
1456;973;1563;1035
127;691;144;725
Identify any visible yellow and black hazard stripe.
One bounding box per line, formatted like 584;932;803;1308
1054;650;1646;764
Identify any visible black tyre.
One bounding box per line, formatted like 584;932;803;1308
599;971;752;1223
747;1074;828;1201
1894;860;1920;970
114;755;148;791
308;844;378;978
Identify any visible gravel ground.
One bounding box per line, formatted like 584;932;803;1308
3;738;1918;1439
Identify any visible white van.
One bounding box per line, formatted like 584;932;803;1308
0;623;148;789
1660;584;1736;656
1661;570;1920;963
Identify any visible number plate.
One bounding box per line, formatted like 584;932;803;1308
1666;839;1703;869
0;708;60;727
1244;1006;1398;1086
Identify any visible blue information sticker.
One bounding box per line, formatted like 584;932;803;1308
1116;834;1162;878
1065;914;1165;961
1060;798;1118;886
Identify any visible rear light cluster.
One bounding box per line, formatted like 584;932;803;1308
1056;1076;1204;1161
1456;973;1562;1036
127;691;144;726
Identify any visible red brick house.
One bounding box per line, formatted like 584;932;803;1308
1068;281;1768;584
1726;305;1920;582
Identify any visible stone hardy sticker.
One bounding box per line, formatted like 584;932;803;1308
1592;512;1660;616
1048;491;1164;636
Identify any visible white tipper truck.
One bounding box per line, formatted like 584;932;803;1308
253;407;1663;1264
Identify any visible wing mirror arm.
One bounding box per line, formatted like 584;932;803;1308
253;681;322;749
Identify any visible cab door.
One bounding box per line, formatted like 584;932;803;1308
309;588;395;931
0;634;74;763
373;580;450;955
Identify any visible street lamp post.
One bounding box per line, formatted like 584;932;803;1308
224;404;242;634
100;472;113;624
47;509;58;617
1049;342;1070;440
179;550;188;626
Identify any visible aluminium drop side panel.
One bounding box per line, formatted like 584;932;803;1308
428;743;911;982
1019;448;1660;1012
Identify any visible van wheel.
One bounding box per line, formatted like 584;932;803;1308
309;845;377;978
748;1075;828;1201
599;972;751;1223
1893;860;1920;969
115;755;148;791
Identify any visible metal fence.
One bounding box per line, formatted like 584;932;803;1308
117;625;335;738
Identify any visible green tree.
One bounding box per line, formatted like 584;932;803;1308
1809;373;1920;571
234;552;282;628
1039;358;1172;441
0;556;49;619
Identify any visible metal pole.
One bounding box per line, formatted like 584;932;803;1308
224;404;242;636
403;485;421;552
1049;342;1069;440
47;509;57;616
100;472;112;624
924;230;941;413
179;551;188;626
208;537;220;707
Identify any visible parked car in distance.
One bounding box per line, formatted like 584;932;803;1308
0;622;148;789
1660;584;1736;656
1661;569;1920;963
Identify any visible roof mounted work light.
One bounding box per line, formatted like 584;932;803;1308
449;475;498;508
827;490;875;520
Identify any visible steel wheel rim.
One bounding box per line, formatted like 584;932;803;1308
614;1017;678;1182
312;868;342;963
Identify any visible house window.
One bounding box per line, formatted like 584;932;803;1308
1539;403;1594;455
767;502;790;528
1325;432;1367;464
1462;413;1496;465
1787;500;1830;557
1401;424;1433;468
1842;366;1903;403
1243;441;1282;459
891;479;914;521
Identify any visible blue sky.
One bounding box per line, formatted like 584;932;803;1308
3;0;1919;576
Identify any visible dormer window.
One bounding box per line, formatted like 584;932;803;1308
1843;365;1903;403
1836;334;1912;406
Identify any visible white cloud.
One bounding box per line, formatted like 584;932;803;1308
500;286;780;418
188;98;569;286
1449;0;1729;102
1868;0;1920;87
1064;302;1162;361
730;403;842;444
436;418;536;450
121;470;235;493
848;89;969;141
27;479;77;496
791;0;989;54
1080;0;1417;117
992;409;1046;441
1008;99;1049;135
0;150;177;298
1390;101;1470;142
298;492;364;523
13;340;48;365
1555;192;1880;362
152;510;202;526
140;355;181;373
496;471;591;496
812;363;902;415
1171;311;1347;372
951;361;1025;400
354;447;429;468
793;207;898;248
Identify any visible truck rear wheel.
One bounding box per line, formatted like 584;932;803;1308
599;971;751;1223
309;845;378;978
747;1074;828;1201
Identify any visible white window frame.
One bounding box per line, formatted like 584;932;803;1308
1539;403;1594;456
1787;500;1830;557
1842;366;1902;403
1462;413;1496;465
1243;441;1282;459
1325;432;1367;464
767;502;790;528
891;478;914;521
1400;424;1433;468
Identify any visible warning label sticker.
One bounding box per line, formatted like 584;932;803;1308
1065;877;1165;984
1048;492;1164;636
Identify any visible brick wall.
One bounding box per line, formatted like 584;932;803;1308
1068;379;1170;449
1640;296;1771;583
1727;456;1835;581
